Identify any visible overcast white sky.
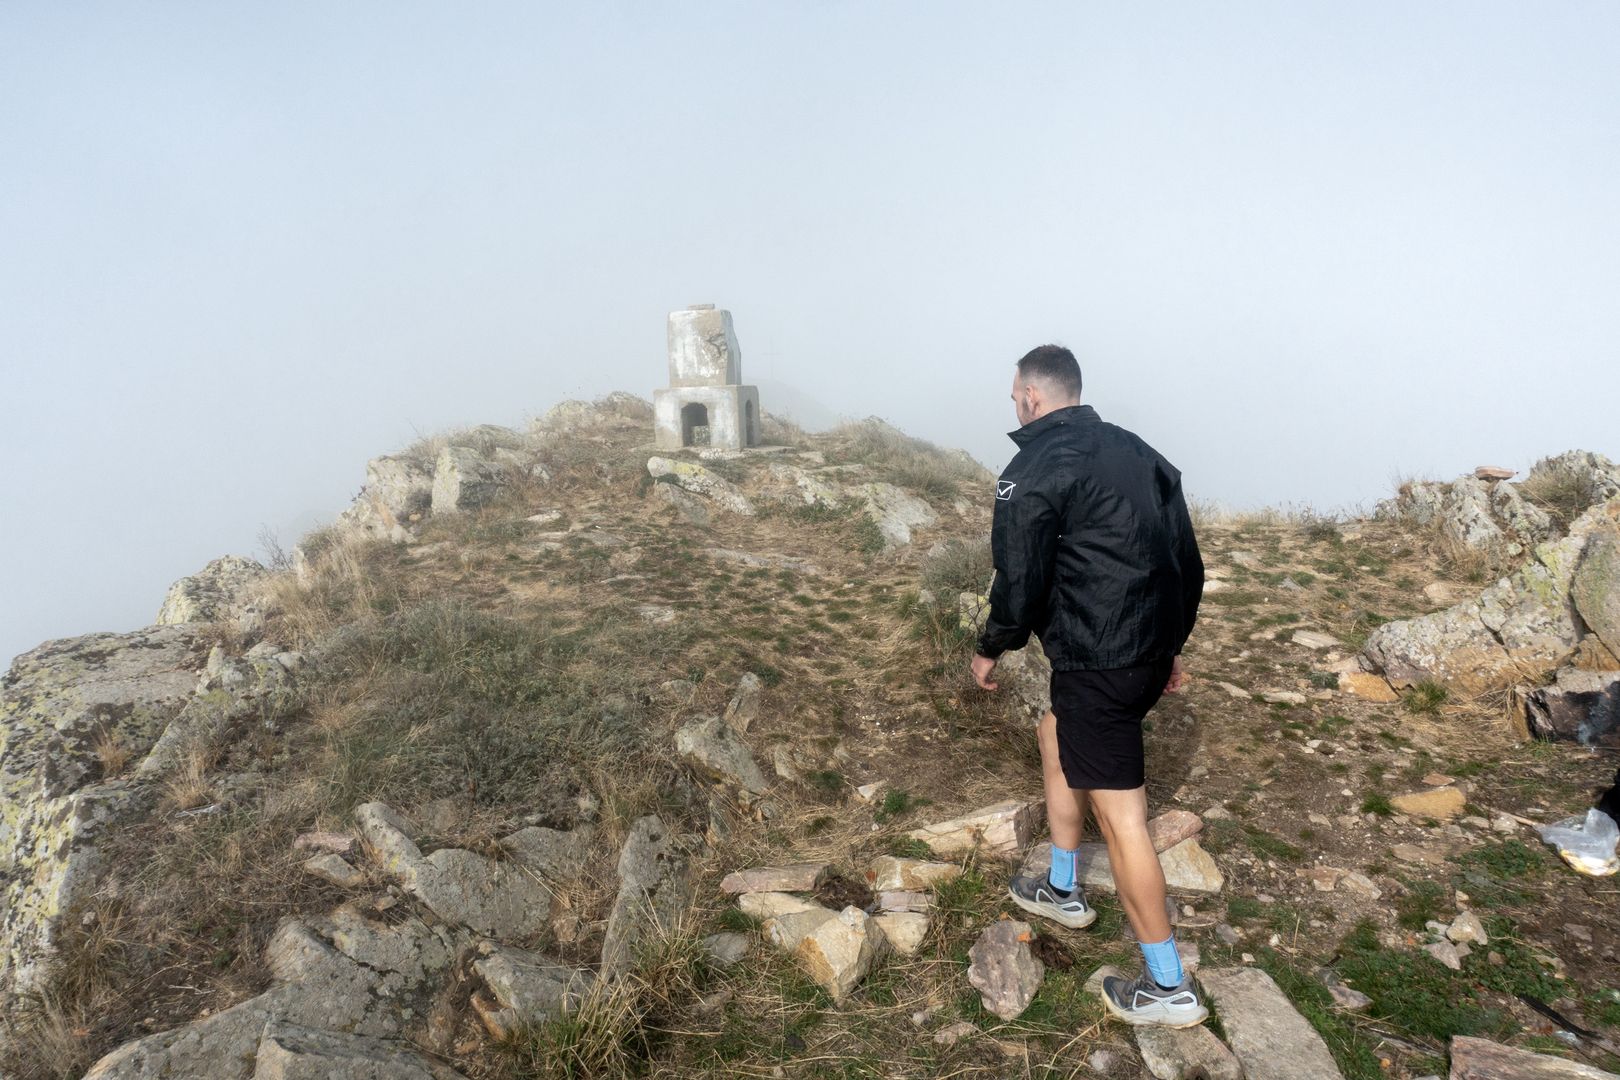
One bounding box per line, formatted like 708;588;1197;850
4;2;1618;667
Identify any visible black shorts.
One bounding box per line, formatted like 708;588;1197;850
1049;657;1174;790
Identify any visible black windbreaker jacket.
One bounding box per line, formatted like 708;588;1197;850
975;404;1204;670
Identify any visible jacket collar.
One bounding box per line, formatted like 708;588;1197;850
1008;403;1096;448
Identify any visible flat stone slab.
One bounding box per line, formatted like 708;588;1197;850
1198;966;1344;1080
1391;787;1467;820
1450;1035;1620;1078
907;800;1043;857
868;855;963;891
1136;1023;1243;1080
720;863;829;894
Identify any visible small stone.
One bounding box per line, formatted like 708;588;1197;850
1447;911;1489;945
1317;969;1373;1012
1084;964;1125;996
789;906;886;1003
854;781;886;802
1422;772;1456;787
1216;924;1241;946
1339;671;1400;702
933;1020;976;1046
302;853;365;889
1491;814;1519;834
1147;810;1205;852
1306;867;1341;892
872;912;929;956
1390;787;1466;820
967;919;1044;1020
1474;466;1516;481
868;856;962;891
720;863;830;895
696;988;732;1016
1204;806;1232;821
1392;843;1446;866
1339;872;1382;900
1217;682;1252;699
1424;941;1464;970
294;832;356;857
1087;1048;1124;1075
1262;690;1307;705
1292;630;1341;650
701;932;750;968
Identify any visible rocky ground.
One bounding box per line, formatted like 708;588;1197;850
1;396;1616;1079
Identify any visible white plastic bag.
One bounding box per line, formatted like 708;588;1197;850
1539;809;1620;876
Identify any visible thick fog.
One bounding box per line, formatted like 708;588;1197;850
4;2;1618;666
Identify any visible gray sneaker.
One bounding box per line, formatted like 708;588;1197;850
1101;970;1209;1028
1006;870;1096;929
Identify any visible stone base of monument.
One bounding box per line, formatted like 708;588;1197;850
654;384;761;451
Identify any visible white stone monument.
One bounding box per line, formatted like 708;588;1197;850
653;305;761;451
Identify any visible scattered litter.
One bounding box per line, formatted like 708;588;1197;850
1538;808;1619;876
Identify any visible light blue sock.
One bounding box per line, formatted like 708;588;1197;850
1140;935;1184;989
1048;844;1078;893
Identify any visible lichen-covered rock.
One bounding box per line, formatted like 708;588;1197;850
600;815;691;978
473;943;592;1030
83;907;465;1078
253;1021;467;1080
1573;526;1620;657
674;715;768;794
1362;502;1619;694
852;481;938;548
352;802;552;939
336;454;435;541
431;445;509;514
155;555;269;626
1;626;201;1001
646;457;754;515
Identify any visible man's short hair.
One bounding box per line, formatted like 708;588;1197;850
1016;344;1082;400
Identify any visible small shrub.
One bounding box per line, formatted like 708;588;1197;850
1361;793;1393;817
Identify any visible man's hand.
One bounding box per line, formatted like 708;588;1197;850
971;653;1000;691
1164;655;1187;694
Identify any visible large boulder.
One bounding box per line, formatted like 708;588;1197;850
646;457;754;516
0;627;201;1001
83;906;466;1078
431;445;509;514
1379;475;1552;563
1362;500;1618;694
155;555;269;626
852;482;937;548
336;455;435;541
1573;526;1620;657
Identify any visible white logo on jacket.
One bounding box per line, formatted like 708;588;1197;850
996;481;1017;501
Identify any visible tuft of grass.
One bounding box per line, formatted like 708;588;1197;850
1254;951;1384;1079
1395;879;1447;930
1335;920;1512;1042
1361;793;1394;817
1401;680;1449;715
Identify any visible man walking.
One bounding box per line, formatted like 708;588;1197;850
971;345;1206;1029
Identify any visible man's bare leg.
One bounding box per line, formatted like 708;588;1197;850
1037;710;1087;849
1088;786;1172;943
1006;711;1098;928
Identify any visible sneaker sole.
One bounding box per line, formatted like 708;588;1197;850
1100;993;1209;1029
1006;885;1097;929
